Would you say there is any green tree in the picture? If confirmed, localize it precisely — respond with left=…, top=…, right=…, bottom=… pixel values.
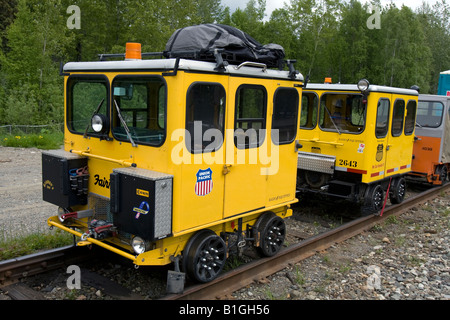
left=289, top=0, right=341, bottom=82
left=1, top=0, right=72, bottom=125
left=337, top=0, right=370, bottom=83
left=417, top=0, right=450, bottom=93
left=374, top=4, right=431, bottom=90
left=0, top=0, right=18, bottom=53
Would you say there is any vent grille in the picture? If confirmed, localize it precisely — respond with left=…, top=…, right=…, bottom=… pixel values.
left=88, top=193, right=112, bottom=222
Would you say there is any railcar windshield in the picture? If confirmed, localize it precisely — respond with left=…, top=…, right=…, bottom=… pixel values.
left=416, top=101, right=444, bottom=128
left=112, top=76, right=166, bottom=146
left=67, top=76, right=109, bottom=135
left=318, top=93, right=365, bottom=134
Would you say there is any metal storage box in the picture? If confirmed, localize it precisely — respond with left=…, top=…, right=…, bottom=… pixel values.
left=110, top=167, right=173, bottom=241
left=42, top=150, right=88, bottom=208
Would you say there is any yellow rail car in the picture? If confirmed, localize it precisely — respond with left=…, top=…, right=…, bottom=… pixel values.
left=297, top=79, right=418, bottom=213
left=42, top=41, right=303, bottom=287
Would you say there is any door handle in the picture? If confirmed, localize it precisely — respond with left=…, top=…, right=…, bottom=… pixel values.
left=295, top=140, right=303, bottom=151
left=223, top=164, right=232, bottom=175
left=386, top=144, right=393, bottom=151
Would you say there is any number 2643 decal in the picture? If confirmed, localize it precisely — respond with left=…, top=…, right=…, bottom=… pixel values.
left=339, top=159, right=358, bottom=167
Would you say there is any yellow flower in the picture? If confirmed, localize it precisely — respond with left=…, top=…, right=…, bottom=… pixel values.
left=39, top=136, right=43, bottom=139
left=15, top=136, right=21, bottom=139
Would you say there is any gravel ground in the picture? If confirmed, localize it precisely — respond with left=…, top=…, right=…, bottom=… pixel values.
left=233, top=196, right=450, bottom=300
left=0, top=147, right=57, bottom=240
left=0, top=146, right=449, bottom=301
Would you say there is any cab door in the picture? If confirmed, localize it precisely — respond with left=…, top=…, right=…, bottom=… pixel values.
left=367, top=93, right=391, bottom=181
left=177, top=74, right=228, bottom=231
left=384, top=97, right=416, bottom=178
left=223, top=79, right=301, bottom=218
left=222, top=78, right=270, bottom=218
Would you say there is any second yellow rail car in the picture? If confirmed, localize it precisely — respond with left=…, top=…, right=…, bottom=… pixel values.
left=297, top=79, right=419, bottom=213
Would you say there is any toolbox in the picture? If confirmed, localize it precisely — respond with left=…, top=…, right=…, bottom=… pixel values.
left=42, top=150, right=88, bottom=208
left=110, top=167, right=173, bottom=241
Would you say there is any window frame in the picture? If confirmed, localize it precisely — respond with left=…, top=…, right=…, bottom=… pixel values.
left=185, top=81, right=226, bottom=154
left=234, top=84, right=268, bottom=149
left=391, top=98, right=405, bottom=137
left=416, top=100, right=445, bottom=128
left=375, top=98, right=390, bottom=139
left=300, top=91, right=319, bottom=130
left=404, top=99, right=417, bottom=135
left=271, top=87, right=300, bottom=145
left=317, top=92, right=366, bottom=135
left=111, top=74, right=168, bottom=147
left=66, top=74, right=110, bottom=137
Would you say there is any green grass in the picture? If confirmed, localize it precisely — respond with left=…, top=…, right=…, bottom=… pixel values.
left=0, top=131, right=63, bottom=150
left=0, top=230, right=73, bottom=261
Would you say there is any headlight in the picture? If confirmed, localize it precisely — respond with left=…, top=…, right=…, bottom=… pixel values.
left=357, top=79, right=370, bottom=92
left=131, top=236, right=148, bottom=254
left=91, top=114, right=105, bottom=133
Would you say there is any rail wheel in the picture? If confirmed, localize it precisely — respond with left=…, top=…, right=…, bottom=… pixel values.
left=437, top=165, right=448, bottom=184
left=257, top=213, right=286, bottom=257
left=184, top=230, right=227, bottom=283
left=389, top=177, right=406, bottom=204
left=363, top=184, right=384, bottom=214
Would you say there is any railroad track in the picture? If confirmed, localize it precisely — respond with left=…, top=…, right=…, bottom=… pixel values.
left=162, top=182, right=450, bottom=300
left=0, top=183, right=448, bottom=300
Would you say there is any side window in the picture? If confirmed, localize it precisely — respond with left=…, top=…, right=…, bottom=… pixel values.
left=392, top=99, right=405, bottom=137
left=376, top=98, right=390, bottom=138
left=404, top=100, right=417, bottom=135
left=186, top=82, right=226, bottom=153
left=272, top=88, right=299, bottom=144
left=417, top=101, right=444, bottom=128
left=300, top=92, right=318, bottom=129
left=234, top=85, right=267, bottom=149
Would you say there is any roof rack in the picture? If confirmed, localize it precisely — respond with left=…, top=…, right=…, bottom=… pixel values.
left=98, top=52, right=164, bottom=61
left=97, top=48, right=299, bottom=78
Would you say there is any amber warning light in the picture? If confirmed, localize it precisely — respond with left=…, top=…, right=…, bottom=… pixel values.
left=125, top=42, right=142, bottom=60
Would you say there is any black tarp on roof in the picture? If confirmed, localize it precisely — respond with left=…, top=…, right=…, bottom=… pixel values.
left=164, top=24, right=285, bottom=68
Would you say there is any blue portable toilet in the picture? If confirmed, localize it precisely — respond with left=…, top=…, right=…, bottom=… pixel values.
left=437, top=70, right=450, bottom=96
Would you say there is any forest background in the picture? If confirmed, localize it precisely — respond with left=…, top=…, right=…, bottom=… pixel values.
left=0, top=0, right=449, bottom=126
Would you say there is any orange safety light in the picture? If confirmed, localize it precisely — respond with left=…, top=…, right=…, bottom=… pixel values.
left=324, top=77, right=332, bottom=84
left=125, top=42, right=142, bottom=60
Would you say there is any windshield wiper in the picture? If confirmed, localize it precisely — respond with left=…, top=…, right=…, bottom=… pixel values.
left=114, top=99, right=137, bottom=147
left=323, top=105, right=341, bottom=134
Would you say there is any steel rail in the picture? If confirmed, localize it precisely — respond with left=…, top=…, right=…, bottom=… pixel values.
left=0, top=245, right=91, bottom=287
left=162, top=183, right=450, bottom=300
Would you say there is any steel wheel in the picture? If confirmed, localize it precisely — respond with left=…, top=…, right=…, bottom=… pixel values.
left=258, top=214, right=286, bottom=257
left=185, top=230, right=227, bottom=283
left=439, top=166, right=448, bottom=184
left=363, top=184, right=384, bottom=214
left=390, top=177, right=406, bottom=204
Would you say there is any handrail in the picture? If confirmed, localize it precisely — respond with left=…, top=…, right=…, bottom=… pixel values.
left=297, top=138, right=344, bottom=146
left=234, top=61, right=267, bottom=72
left=70, top=149, right=137, bottom=167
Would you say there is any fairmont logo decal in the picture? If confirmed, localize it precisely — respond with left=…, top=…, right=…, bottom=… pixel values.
left=94, top=174, right=110, bottom=189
